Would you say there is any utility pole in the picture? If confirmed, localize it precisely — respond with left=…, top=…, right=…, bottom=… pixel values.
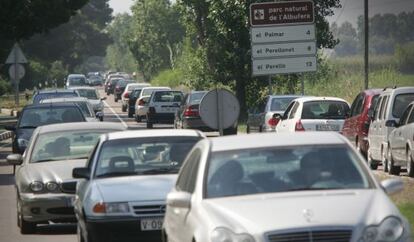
left=364, top=0, right=369, bottom=89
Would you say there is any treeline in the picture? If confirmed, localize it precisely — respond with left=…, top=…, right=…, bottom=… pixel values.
left=332, top=11, right=414, bottom=56
left=107, top=0, right=342, bottom=114
left=0, top=0, right=112, bottom=93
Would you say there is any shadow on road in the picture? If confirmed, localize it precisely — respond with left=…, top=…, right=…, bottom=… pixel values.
left=36, top=224, right=77, bottom=235
left=0, top=173, right=15, bottom=186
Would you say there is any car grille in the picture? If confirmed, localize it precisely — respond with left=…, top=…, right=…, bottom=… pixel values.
left=267, top=229, right=352, bottom=242
left=47, top=207, right=75, bottom=215
left=131, top=204, right=166, bottom=217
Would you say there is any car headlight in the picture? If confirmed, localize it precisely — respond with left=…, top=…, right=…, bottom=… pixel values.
left=360, top=216, right=404, bottom=242
left=17, top=138, right=28, bottom=148
left=30, top=181, right=44, bottom=192
left=211, top=227, right=255, bottom=242
left=93, top=202, right=130, bottom=214
left=45, top=182, right=60, bottom=192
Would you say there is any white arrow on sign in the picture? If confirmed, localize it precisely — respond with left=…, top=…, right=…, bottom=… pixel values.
left=6, top=43, right=28, bottom=64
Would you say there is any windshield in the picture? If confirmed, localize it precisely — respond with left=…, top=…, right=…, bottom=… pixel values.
left=94, top=137, right=200, bottom=178
left=31, top=131, right=108, bottom=163
left=33, top=93, right=78, bottom=104
left=302, top=101, right=349, bottom=119
left=76, top=89, right=99, bottom=100
left=19, top=107, right=85, bottom=128
left=206, top=145, right=370, bottom=199
left=392, top=93, right=414, bottom=118
left=69, top=77, right=86, bottom=86
left=270, top=97, right=296, bottom=111
left=190, top=92, right=207, bottom=104
left=153, top=91, right=183, bottom=102
left=142, top=89, right=168, bottom=97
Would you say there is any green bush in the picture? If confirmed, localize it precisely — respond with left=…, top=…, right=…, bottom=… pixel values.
left=151, top=68, right=184, bottom=88
left=395, top=42, right=414, bottom=73
left=0, top=78, right=12, bottom=96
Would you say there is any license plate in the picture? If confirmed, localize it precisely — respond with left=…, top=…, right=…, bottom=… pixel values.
left=140, top=218, right=163, bottom=231
left=316, top=124, right=339, bottom=131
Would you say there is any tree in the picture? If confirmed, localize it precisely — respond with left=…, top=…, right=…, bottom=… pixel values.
left=177, top=0, right=341, bottom=115
left=128, top=0, right=185, bottom=81
left=334, top=21, right=358, bottom=56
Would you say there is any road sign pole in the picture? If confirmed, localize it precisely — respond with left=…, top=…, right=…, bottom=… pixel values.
left=301, top=78, right=305, bottom=95
left=216, top=88, right=224, bottom=136
left=14, top=47, right=19, bottom=107
left=268, top=75, right=272, bottom=95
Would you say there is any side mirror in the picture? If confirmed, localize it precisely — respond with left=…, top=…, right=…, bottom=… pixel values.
left=385, top=120, right=398, bottom=128
left=101, top=97, right=107, bottom=101
left=7, top=154, right=23, bottom=165
left=381, top=179, right=403, bottom=195
left=5, top=125, right=16, bottom=131
left=60, top=180, right=77, bottom=194
left=167, top=191, right=191, bottom=209
left=73, top=167, right=90, bottom=179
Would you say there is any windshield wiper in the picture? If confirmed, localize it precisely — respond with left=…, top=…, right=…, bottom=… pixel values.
left=19, top=126, right=37, bottom=129
left=141, top=167, right=179, bottom=174
left=34, top=159, right=58, bottom=163
left=96, top=171, right=137, bottom=178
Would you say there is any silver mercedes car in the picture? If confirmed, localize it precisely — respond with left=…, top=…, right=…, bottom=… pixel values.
left=7, top=122, right=126, bottom=234
left=72, top=129, right=205, bottom=242
left=163, top=132, right=411, bottom=242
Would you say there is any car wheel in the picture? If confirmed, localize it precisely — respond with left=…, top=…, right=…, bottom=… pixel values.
left=407, top=152, right=414, bottom=178
left=223, top=127, right=238, bottom=136
left=135, top=115, right=141, bottom=123
left=122, top=105, right=127, bottom=112
left=356, top=138, right=367, bottom=159
left=146, top=122, right=153, bottom=129
left=114, top=97, right=118, bottom=102
left=367, top=149, right=378, bottom=170
left=19, top=213, right=36, bottom=234
left=246, top=125, right=250, bottom=134
left=128, top=110, right=133, bottom=118
left=380, top=148, right=389, bottom=172
left=388, top=148, right=401, bottom=176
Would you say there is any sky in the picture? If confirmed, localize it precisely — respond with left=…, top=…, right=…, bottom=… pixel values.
left=109, top=0, right=414, bottom=26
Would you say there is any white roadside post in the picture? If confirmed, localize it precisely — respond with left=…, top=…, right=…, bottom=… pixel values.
left=6, top=43, right=28, bottom=106
left=250, top=1, right=317, bottom=95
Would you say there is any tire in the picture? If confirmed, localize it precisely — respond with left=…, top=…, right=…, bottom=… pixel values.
left=146, top=122, right=153, bottom=129
left=367, top=148, right=378, bottom=170
left=128, top=110, right=133, bottom=118
left=407, top=152, right=414, bottom=178
left=114, top=97, right=118, bottom=103
left=388, top=147, right=401, bottom=176
left=356, top=138, right=367, bottom=160
left=246, top=125, right=250, bottom=134
left=19, top=214, right=36, bottom=234
left=135, top=115, right=141, bottom=123
left=381, top=147, right=389, bottom=172
left=223, top=127, right=238, bottom=136
left=122, top=105, right=127, bottom=112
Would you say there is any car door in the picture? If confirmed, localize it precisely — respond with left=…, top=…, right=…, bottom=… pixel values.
left=369, top=96, right=384, bottom=160
left=379, top=95, right=390, bottom=159
left=277, top=101, right=298, bottom=132
left=343, top=93, right=364, bottom=143
left=166, top=149, right=201, bottom=242
left=394, top=104, right=413, bottom=161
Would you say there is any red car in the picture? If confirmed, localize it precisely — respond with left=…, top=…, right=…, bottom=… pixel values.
left=342, top=89, right=382, bottom=158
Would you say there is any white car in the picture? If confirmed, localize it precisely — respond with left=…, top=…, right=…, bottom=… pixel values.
left=368, top=87, right=414, bottom=173
left=163, top=132, right=411, bottom=242
left=72, top=129, right=205, bottom=242
left=146, top=90, right=184, bottom=129
left=69, top=86, right=106, bottom=120
left=40, top=97, right=101, bottom=122
left=66, top=74, right=87, bottom=89
left=276, top=97, right=350, bottom=132
left=135, top=87, right=171, bottom=122
left=121, top=83, right=151, bottom=112
left=388, top=101, right=414, bottom=177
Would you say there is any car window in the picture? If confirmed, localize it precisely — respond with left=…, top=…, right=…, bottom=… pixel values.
left=374, top=96, right=383, bottom=120
left=282, top=102, right=295, bottom=120
left=18, top=107, right=85, bottom=128
left=288, top=102, right=299, bottom=119
left=76, top=102, right=94, bottom=117
left=94, top=137, right=201, bottom=178
left=205, top=145, right=370, bottom=199
left=69, top=77, right=86, bottom=86
left=270, top=97, right=296, bottom=112
left=408, top=106, right=414, bottom=124
left=379, top=96, right=389, bottom=120
left=153, top=91, right=183, bottom=103
left=301, top=101, right=349, bottom=120
left=190, top=92, right=207, bottom=104
left=176, top=148, right=201, bottom=193
left=392, top=93, right=414, bottom=118
left=350, top=94, right=364, bottom=117
left=399, top=105, right=412, bottom=125
left=31, top=131, right=107, bottom=163
left=132, top=89, right=142, bottom=98
left=76, top=89, right=98, bottom=100
left=142, top=88, right=168, bottom=97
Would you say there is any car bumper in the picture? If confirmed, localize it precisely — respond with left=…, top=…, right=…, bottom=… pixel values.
left=182, top=118, right=215, bottom=131
left=147, top=113, right=175, bottom=124
left=19, top=193, right=76, bottom=223
left=85, top=217, right=162, bottom=242
left=136, top=107, right=148, bottom=116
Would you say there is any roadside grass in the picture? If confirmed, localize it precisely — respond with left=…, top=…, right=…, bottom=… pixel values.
left=238, top=122, right=247, bottom=134
left=398, top=203, right=414, bottom=233
left=0, top=94, right=30, bottom=110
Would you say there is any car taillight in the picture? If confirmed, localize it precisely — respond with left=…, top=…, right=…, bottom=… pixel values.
left=295, top=120, right=305, bottom=131
left=138, top=99, right=145, bottom=106
left=184, top=106, right=199, bottom=117
left=268, top=117, right=279, bottom=127
left=124, top=93, right=129, bottom=98
left=149, top=107, right=156, bottom=114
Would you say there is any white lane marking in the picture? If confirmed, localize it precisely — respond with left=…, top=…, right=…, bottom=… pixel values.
left=103, top=101, right=128, bottom=129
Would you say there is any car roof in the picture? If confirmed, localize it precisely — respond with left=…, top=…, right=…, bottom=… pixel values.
left=382, top=86, right=414, bottom=95
left=41, top=97, right=89, bottom=103
left=142, top=86, right=170, bottom=90
left=268, top=95, right=302, bottom=98
left=68, top=74, right=86, bottom=77
left=69, top=86, right=96, bottom=90
left=35, top=89, right=77, bottom=94
left=36, top=122, right=126, bottom=134
left=106, top=129, right=204, bottom=141
left=210, top=132, right=347, bottom=152
left=361, top=89, right=383, bottom=95
left=23, top=103, right=80, bottom=109
left=294, top=96, right=349, bottom=103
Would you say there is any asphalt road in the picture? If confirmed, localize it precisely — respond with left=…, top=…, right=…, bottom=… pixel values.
left=0, top=87, right=411, bottom=242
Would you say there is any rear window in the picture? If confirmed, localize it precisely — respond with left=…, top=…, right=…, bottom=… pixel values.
left=18, top=107, right=85, bottom=128
left=270, top=97, right=296, bottom=111
left=190, top=92, right=207, bottom=104
left=153, top=91, right=183, bottom=102
left=69, top=77, right=86, bottom=86
left=392, top=93, right=414, bottom=118
left=76, top=89, right=98, bottom=100
left=33, top=93, right=78, bottom=104
left=131, top=89, right=142, bottom=98
left=302, top=101, right=349, bottom=120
